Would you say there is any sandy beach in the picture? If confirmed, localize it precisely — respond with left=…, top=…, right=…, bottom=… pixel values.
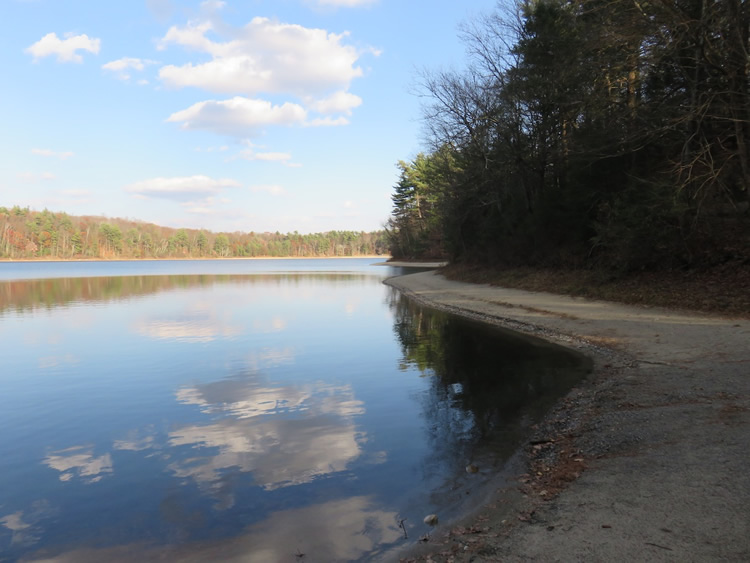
left=386, top=269, right=750, bottom=562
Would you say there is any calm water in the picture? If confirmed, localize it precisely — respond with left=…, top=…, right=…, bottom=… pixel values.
left=0, top=259, right=590, bottom=562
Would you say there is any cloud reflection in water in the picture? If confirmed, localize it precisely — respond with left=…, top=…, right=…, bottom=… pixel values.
left=14, top=496, right=400, bottom=563
left=43, top=446, right=114, bottom=484
left=168, top=415, right=363, bottom=491
left=134, top=318, right=243, bottom=343
left=169, top=373, right=374, bottom=493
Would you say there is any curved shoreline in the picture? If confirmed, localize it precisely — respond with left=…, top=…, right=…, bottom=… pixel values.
left=385, top=270, right=750, bottom=562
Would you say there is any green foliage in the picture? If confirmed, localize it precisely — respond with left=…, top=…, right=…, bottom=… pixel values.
left=388, top=0, right=750, bottom=271
left=0, top=208, right=387, bottom=260
left=213, top=233, right=230, bottom=257
left=387, top=152, right=452, bottom=259
left=196, top=231, right=208, bottom=256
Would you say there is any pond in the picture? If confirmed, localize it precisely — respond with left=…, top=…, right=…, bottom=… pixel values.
left=0, top=259, right=590, bottom=561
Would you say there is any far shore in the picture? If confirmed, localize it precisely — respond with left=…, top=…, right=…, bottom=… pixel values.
left=386, top=269, right=750, bottom=562
left=0, top=255, right=389, bottom=264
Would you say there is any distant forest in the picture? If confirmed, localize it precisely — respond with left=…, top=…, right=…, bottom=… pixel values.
left=0, top=206, right=388, bottom=260
left=386, top=0, right=749, bottom=272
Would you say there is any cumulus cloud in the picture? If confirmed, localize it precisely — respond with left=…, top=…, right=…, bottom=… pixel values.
left=234, top=146, right=300, bottom=167
left=158, top=17, right=362, bottom=97
left=124, top=175, right=241, bottom=201
left=31, top=148, right=74, bottom=160
left=102, top=57, right=157, bottom=81
left=251, top=152, right=290, bottom=162
left=306, top=90, right=362, bottom=115
left=25, top=32, right=100, bottom=63
left=167, top=97, right=307, bottom=136
left=155, top=14, right=375, bottom=135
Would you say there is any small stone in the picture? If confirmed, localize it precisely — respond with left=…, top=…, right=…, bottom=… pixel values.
left=465, top=463, right=479, bottom=474
left=423, top=514, right=439, bottom=526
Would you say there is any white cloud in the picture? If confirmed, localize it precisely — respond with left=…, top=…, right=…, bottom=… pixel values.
left=124, top=175, right=241, bottom=201
left=252, top=152, right=292, bottom=162
left=167, top=96, right=307, bottom=136
left=25, top=32, right=100, bottom=63
left=158, top=17, right=363, bottom=98
left=102, top=57, right=148, bottom=72
left=307, top=90, right=362, bottom=115
left=31, top=148, right=74, bottom=160
left=156, top=13, right=376, bottom=139
left=102, top=57, right=157, bottom=81
left=236, top=148, right=300, bottom=168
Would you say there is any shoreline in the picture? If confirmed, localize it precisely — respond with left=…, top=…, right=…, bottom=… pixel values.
left=385, top=270, right=750, bottom=561
left=0, top=255, right=388, bottom=264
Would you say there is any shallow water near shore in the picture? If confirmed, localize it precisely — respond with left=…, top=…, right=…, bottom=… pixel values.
left=0, top=259, right=590, bottom=561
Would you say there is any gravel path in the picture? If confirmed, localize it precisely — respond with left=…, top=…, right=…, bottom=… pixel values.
left=386, top=270, right=750, bottom=562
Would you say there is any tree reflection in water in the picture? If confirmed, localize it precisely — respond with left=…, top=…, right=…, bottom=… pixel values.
left=0, top=272, right=380, bottom=314
left=388, top=288, right=591, bottom=497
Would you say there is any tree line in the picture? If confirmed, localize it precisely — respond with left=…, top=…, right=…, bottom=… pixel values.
left=0, top=206, right=388, bottom=260
left=387, top=0, right=749, bottom=272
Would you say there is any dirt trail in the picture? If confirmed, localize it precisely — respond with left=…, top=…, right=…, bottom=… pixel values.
left=386, top=270, right=750, bottom=562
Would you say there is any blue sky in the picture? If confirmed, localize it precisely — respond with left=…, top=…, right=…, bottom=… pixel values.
left=2, top=0, right=493, bottom=234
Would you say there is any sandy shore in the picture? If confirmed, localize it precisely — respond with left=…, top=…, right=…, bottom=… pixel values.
left=386, top=270, right=750, bottom=562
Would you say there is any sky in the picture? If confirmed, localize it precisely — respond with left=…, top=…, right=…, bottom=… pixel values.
left=2, top=0, right=494, bottom=234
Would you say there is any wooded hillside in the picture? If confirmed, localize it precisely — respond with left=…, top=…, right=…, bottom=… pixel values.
left=387, top=0, right=749, bottom=273
left=0, top=206, right=388, bottom=260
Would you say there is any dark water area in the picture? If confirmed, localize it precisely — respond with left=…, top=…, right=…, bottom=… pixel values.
left=0, top=259, right=590, bottom=561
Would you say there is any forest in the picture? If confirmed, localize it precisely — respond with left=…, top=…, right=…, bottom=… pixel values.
left=386, top=0, right=750, bottom=273
left=0, top=206, right=388, bottom=260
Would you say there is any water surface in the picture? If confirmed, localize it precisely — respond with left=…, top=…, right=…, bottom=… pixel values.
left=0, top=259, right=590, bottom=561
